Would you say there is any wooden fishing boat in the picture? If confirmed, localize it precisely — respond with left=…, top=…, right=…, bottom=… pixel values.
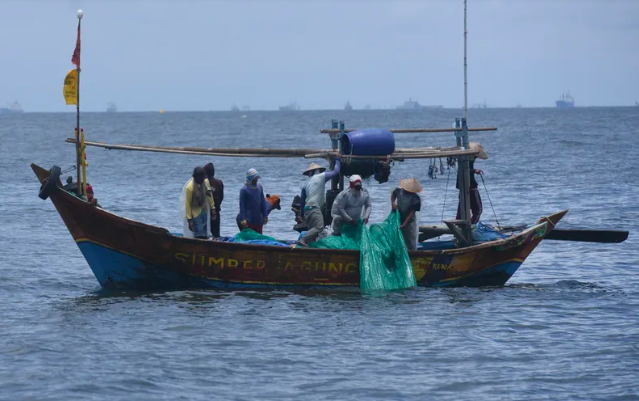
left=32, top=163, right=567, bottom=290
left=38, top=5, right=625, bottom=292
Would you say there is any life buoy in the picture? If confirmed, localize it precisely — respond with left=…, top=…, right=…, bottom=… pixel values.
left=38, top=165, right=61, bottom=200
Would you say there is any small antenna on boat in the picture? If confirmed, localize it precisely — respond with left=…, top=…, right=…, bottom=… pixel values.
left=463, top=0, right=468, bottom=121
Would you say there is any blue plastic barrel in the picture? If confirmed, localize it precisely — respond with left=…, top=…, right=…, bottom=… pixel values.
left=341, top=129, right=395, bottom=156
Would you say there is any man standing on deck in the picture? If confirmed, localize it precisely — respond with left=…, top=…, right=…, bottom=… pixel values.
left=237, top=168, right=269, bottom=234
left=204, top=162, right=224, bottom=237
left=391, top=178, right=423, bottom=251
left=330, top=175, right=372, bottom=236
left=185, top=167, right=216, bottom=239
left=299, top=157, right=341, bottom=246
left=456, top=142, right=488, bottom=224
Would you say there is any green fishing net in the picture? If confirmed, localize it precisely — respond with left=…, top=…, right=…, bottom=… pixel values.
left=234, top=229, right=278, bottom=242
left=310, top=211, right=416, bottom=290
left=308, top=223, right=361, bottom=250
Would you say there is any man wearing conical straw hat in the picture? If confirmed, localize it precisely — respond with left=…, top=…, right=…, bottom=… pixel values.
left=298, top=157, right=341, bottom=246
left=456, top=142, right=488, bottom=224
left=391, top=177, right=423, bottom=251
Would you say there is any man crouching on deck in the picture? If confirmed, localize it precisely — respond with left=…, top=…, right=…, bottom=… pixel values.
left=185, top=166, right=216, bottom=239
left=298, top=157, right=341, bottom=246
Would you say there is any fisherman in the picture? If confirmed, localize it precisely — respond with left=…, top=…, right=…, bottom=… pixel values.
left=235, top=193, right=280, bottom=232
left=266, top=194, right=281, bottom=214
left=456, top=142, right=488, bottom=224
left=185, top=166, right=216, bottom=239
left=237, top=168, right=269, bottom=234
left=391, top=178, right=423, bottom=251
left=204, top=162, right=224, bottom=237
left=85, top=183, right=101, bottom=208
left=299, top=157, right=341, bottom=246
left=330, top=175, right=372, bottom=236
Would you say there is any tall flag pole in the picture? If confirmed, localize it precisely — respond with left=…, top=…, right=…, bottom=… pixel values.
left=72, top=10, right=83, bottom=195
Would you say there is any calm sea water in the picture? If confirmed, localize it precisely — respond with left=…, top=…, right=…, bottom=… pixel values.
left=1, top=108, right=638, bottom=400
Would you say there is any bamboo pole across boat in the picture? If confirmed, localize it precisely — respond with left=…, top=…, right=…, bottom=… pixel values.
left=319, top=127, right=497, bottom=134
left=67, top=139, right=479, bottom=160
left=66, top=139, right=327, bottom=157
left=67, top=139, right=458, bottom=156
left=304, top=149, right=479, bottom=159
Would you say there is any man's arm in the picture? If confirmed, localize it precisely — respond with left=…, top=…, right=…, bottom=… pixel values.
left=205, top=179, right=215, bottom=211
left=185, top=185, right=193, bottom=220
left=336, top=194, right=352, bottom=222
left=260, top=187, right=269, bottom=219
left=238, top=187, right=247, bottom=225
left=300, top=187, right=307, bottom=218
left=400, top=210, right=415, bottom=228
left=323, top=157, right=341, bottom=182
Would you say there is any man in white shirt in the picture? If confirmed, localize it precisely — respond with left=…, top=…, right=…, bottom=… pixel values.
left=299, top=157, right=341, bottom=246
left=330, top=175, right=372, bottom=236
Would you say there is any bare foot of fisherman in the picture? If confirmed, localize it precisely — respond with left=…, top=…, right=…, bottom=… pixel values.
left=297, top=241, right=308, bottom=247
left=188, top=220, right=194, bottom=231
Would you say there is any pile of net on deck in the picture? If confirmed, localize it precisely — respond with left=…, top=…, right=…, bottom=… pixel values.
left=228, top=230, right=291, bottom=247
left=310, top=210, right=416, bottom=291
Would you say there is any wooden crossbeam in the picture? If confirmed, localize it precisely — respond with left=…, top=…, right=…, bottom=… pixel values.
left=320, top=127, right=497, bottom=134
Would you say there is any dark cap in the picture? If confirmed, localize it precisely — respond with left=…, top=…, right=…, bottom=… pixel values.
left=193, top=166, right=206, bottom=179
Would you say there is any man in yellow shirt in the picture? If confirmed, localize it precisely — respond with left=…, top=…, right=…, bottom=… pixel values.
left=186, top=166, right=216, bottom=239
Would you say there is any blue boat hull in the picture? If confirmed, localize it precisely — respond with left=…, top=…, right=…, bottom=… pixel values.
left=77, top=239, right=523, bottom=290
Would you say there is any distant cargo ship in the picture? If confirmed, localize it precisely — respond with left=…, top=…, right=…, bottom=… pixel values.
left=279, top=102, right=300, bottom=111
left=396, top=97, right=442, bottom=110
left=106, top=102, right=117, bottom=113
left=556, top=92, right=575, bottom=108
left=472, top=100, right=488, bottom=109
left=0, top=100, right=24, bottom=114
left=344, top=100, right=353, bottom=111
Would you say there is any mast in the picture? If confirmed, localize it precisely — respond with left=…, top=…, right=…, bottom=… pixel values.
left=74, top=10, right=83, bottom=196
left=463, top=0, right=468, bottom=120
left=454, top=0, right=473, bottom=246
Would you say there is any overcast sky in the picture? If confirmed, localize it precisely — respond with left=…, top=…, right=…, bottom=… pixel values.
left=0, top=0, right=637, bottom=111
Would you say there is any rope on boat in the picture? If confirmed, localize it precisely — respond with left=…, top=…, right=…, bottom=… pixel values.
left=479, top=173, right=501, bottom=229
left=441, top=166, right=454, bottom=224
left=60, top=165, right=77, bottom=176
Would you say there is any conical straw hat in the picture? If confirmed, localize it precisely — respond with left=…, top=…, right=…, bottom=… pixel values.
left=400, top=178, right=423, bottom=193
left=303, top=163, right=326, bottom=176
left=469, top=142, right=488, bottom=160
